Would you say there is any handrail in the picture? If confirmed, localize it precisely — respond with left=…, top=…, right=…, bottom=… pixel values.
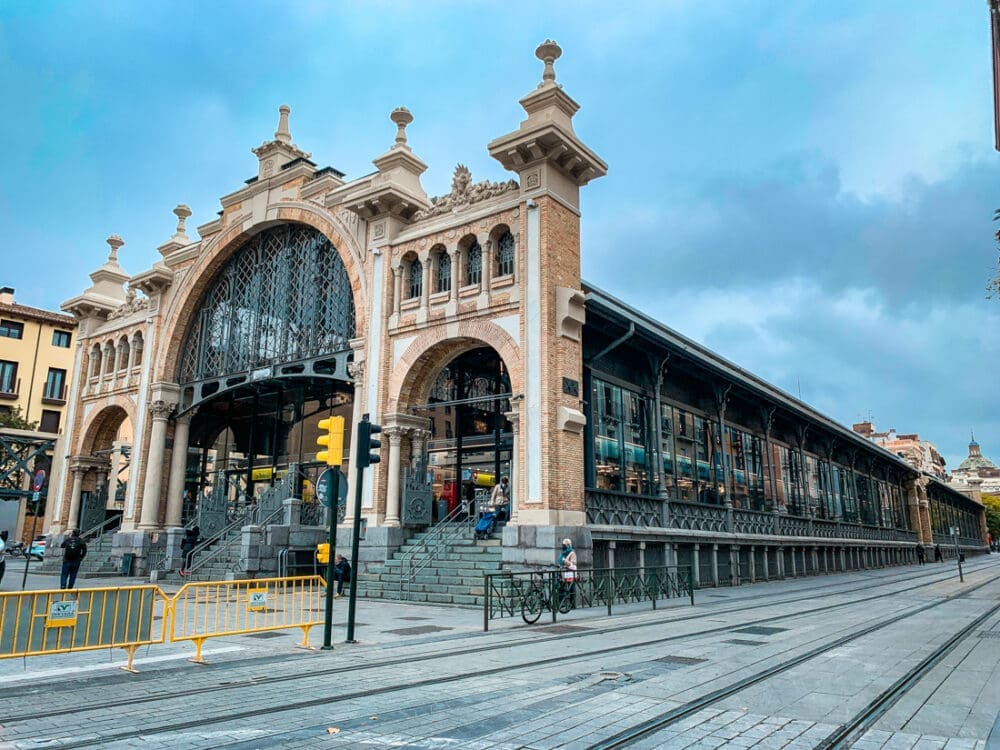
left=79, top=513, right=122, bottom=541
left=399, top=502, right=479, bottom=600
left=186, top=505, right=284, bottom=577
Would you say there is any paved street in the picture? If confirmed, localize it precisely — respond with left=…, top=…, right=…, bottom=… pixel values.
left=2, top=557, right=999, bottom=749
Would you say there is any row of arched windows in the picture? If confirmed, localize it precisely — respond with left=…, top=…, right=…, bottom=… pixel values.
left=87, top=331, right=144, bottom=383
left=400, top=226, right=516, bottom=304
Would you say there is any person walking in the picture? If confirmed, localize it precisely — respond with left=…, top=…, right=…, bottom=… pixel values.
left=559, top=538, right=578, bottom=608
left=934, top=544, right=943, bottom=562
left=915, top=543, right=925, bottom=565
left=60, top=529, right=87, bottom=589
left=490, top=476, right=511, bottom=524
left=0, top=530, right=7, bottom=587
left=332, top=554, right=351, bottom=597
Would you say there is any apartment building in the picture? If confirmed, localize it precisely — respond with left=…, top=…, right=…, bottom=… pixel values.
left=0, top=287, right=77, bottom=434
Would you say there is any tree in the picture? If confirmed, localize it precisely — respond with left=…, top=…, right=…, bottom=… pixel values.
left=983, top=494, right=1000, bottom=541
left=0, top=406, right=37, bottom=431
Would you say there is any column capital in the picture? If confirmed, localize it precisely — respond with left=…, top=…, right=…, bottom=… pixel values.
left=504, top=409, right=521, bottom=428
left=174, top=408, right=196, bottom=426
left=149, top=400, right=176, bottom=420
left=348, top=360, right=366, bottom=389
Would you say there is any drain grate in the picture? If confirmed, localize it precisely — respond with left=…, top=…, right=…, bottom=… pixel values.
left=735, top=626, right=788, bottom=636
left=383, top=625, right=454, bottom=635
left=245, top=631, right=286, bottom=639
left=724, top=639, right=767, bottom=646
left=654, top=655, right=707, bottom=666
left=396, top=616, right=431, bottom=621
left=541, top=624, right=591, bottom=634
left=979, top=631, right=1000, bottom=639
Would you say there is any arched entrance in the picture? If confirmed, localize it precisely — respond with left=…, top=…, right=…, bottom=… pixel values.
left=411, top=347, right=513, bottom=522
left=74, top=404, right=133, bottom=533
left=175, top=223, right=357, bottom=535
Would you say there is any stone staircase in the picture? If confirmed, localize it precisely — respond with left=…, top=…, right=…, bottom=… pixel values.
left=182, top=532, right=246, bottom=582
left=358, top=526, right=503, bottom=607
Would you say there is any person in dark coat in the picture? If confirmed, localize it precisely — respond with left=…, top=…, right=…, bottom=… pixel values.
left=915, top=544, right=925, bottom=565
left=332, top=554, right=351, bottom=597
left=934, top=544, right=943, bottom=562
left=179, top=526, right=200, bottom=577
left=60, top=529, right=88, bottom=589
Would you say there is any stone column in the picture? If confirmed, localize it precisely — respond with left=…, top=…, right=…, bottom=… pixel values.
left=67, top=466, right=85, bottom=531
left=710, top=543, right=719, bottom=587
left=790, top=547, right=797, bottom=577
left=482, top=236, right=494, bottom=289
left=383, top=427, right=405, bottom=527
left=138, top=400, right=174, bottom=530
left=420, top=254, right=431, bottom=309
left=762, top=546, right=769, bottom=581
left=749, top=546, right=756, bottom=584
left=393, top=265, right=403, bottom=316
left=505, top=408, right=521, bottom=522
left=451, top=242, right=463, bottom=301
left=165, top=411, right=194, bottom=528
left=692, top=543, right=701, bottom=587
left=345, top=357, right=366, bottom=524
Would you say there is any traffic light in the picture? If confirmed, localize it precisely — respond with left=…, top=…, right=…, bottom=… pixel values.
left=355, top=414, right=382, bottom=469
left=316, top=416, right=345, bottom=466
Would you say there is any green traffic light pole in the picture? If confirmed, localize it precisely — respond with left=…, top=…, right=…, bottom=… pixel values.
left=321, top=469, right=340, bottom=650
left=346, top=414, right=379, bottom=644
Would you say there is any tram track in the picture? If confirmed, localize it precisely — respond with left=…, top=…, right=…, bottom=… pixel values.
left=813, top=603, right=1000, bottom=748
left=0, top=559, right=985, bottom=724
left=3, top=564, right=996, bottom=748
left=585, top=574, right=1000, bottom=749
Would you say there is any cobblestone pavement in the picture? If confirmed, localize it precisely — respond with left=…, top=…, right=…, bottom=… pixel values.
left=1, top=557, right=998, bottom=749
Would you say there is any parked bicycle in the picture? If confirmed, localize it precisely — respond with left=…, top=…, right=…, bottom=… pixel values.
left=6, top=541, right=26, bottom=559
left=520, top=569, right=575, bottom=624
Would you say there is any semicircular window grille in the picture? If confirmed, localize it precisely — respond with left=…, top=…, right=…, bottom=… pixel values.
left=179, top=224, right=356, bottom=384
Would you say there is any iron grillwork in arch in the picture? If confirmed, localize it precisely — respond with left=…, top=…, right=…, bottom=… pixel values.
left=466, top=240, right=482, bottom=286
left=436, top=252, right=451, bottom=294
left=496, top=230, right=515, bottom=277
left=179, top=225, right=356, bottom=384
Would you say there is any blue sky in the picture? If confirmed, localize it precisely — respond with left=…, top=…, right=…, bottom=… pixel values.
left=1, top=1, right=997, bottom=470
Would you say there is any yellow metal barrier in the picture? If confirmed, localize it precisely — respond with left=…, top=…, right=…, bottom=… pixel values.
left=170, top=575, right=326, bottom=663
left=0, top=585, right=168, bottom=672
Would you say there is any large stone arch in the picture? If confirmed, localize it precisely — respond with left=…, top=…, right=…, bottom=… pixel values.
left=387, top=320, right=523, bottom=412
left=154, top=202, right=367, bottom=385
left=78, top=399, right=136, bottom=457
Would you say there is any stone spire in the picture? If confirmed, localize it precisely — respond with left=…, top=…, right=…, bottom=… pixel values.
left=346, top=106, right=430, bottom=225
left=488, top=40, right=608, bottom=206
left=61, top=234, right=131, bottom=318
left=275, top=104, right=292, bottom=144
left=391, top=107, right=413, bottom=149
left=252, top=104, right=312, bottom=179
left=536, top=39, right=561, bottom=88
left=172, top=204, right=192, bottom=242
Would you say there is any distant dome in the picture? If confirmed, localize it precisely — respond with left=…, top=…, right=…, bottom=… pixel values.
left=957, top=432, right=996, bottom=472
left=957, top=454, right=997, bottom=471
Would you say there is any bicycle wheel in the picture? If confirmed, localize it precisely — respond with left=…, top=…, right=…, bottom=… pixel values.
left=557, top=583, right=573, bottom=614
left=521, top=588, right=545, bottom=624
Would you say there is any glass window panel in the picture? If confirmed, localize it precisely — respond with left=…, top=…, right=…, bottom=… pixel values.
left=0, top=320, right=23, bottom=339
left=436, top=252, right=451, bottom=293
left=0, top=360, right=17, bottom=394
left=496, top=231, right=515, bottom=277
left=466, top=240, right=482, bottom=286
left=408, top=259, right=422, bottom=299
left=593, top=380, right=622, bottom=491
left=52, top=330, right=71, bottom=347
left=674, top=408, right=696, bottom=501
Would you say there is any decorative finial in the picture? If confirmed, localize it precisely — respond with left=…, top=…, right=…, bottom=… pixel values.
left=106, top=235, right=124, bottom=264
left=535, top=39, right=562, bottom=87
left=390, top=107, right=413, bottom=148
left=173, top=204, right=192, bottom=238
left=275, top=104, right=291, bottom=144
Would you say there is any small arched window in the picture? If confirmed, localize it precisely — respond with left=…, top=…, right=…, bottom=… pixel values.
left=407, top=258, right=423, bottom=300
left=90, top=345, right=102, bottom=378
left=131, top=332, right=144, bottom=368
left=496, top=230, right=515, bottom=277
left=436, top=251, right=451, bottom=294
left=466, top=240, right=482, bottom=286
left=103, top=342, right=115, bottom=375
left=117, top=337, right=130, bottom=371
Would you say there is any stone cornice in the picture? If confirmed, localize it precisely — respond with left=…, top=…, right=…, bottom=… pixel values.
left=488, top=119, right=607, bottom=186
left=219, top=161, right=318, bottom=208
left=394, top=192, right=523, bottom=244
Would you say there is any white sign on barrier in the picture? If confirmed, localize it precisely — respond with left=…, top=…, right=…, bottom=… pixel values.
left=247, top=590, right=268, bottom=610
left=46, top=600, right=78, bottom=628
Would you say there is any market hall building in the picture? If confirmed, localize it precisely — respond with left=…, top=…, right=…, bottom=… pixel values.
left=44, top=41, right=987, bottom=589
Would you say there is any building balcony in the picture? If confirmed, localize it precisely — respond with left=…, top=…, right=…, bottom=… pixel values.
left=0, top=378, right=20, bottom=400
left=41, top=384, right=67, bottom=405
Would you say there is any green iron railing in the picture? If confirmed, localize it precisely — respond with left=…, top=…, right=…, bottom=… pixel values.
left=482, top=565, right=694, bottom=631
